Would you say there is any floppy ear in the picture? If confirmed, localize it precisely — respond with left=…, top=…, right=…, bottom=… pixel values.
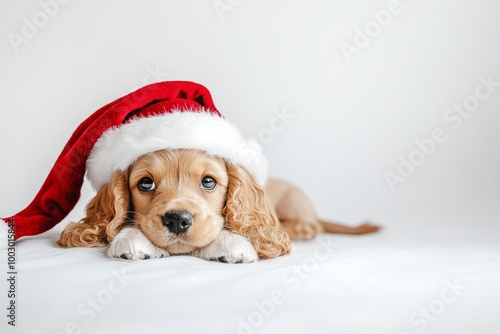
left=57, top=170, right=130, bottom=248
left=223, top=163, right=291, bottom=259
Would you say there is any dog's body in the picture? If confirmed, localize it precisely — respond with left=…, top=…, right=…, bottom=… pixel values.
left=265, top=179, right=379, bottom=239
left=58, top=149, right=378, bottom=263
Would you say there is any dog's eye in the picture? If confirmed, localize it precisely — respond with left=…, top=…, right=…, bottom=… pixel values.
left=138, top=177, right=156, bottom=192
left=200, top=176, right=216, bottom=190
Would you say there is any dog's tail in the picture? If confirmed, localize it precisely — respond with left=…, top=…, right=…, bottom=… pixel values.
left=319, top=220, right=381, bottom=235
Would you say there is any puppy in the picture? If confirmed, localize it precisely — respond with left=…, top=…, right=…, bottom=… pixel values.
left=58, top=149, right=378, bottom=263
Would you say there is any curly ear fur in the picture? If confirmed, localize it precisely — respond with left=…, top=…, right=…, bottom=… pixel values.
left=57, top=170, right=129, bottom=248
left=223, top=163, right=291, bottom=259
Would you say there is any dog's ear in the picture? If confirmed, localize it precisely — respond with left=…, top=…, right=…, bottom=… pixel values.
left=57, top=170, right=130, bottom=248
left=223, top=163, right=291, bottom=259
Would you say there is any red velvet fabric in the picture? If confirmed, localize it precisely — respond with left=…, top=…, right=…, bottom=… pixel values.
left=2, top=81, right=220, bottom=240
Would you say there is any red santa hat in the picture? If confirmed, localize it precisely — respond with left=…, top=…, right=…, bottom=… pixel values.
left=1, top=81, right=267, bottom=242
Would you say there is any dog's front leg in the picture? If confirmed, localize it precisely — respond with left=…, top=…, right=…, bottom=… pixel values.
left=107, top=228, right=170, bottom=260
left=194, top=230, right=259, bottom=264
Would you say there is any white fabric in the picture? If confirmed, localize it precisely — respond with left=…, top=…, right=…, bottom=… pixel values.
left=87, top=110, right=268, bottom=189
left=1, top=217, right=498, bottom=334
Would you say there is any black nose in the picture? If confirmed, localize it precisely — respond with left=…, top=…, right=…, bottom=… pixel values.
left=162, top=210, right=193, bottom=235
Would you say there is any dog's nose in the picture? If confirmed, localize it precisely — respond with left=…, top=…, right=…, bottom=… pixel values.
left=162, top=210, right=193, bottom=235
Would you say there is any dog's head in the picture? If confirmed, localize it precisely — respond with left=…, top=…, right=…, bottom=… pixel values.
left=60, top=149, right=290, bottom=259
left=129, top=149, right=228, bottom=254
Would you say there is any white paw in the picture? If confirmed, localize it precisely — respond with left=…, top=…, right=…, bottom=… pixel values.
left=107, top=228, right=169, bottom=260
left=195, top=230, right=259, bottom=264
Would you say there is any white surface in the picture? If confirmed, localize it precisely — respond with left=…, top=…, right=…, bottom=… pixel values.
left=1, top=0, right=499, bottom=333
left=0, top=221, right=9, bottom=250
left=0, top=218, right=499, bottom=334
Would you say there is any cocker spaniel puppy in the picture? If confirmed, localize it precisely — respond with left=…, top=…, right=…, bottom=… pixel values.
left=57, top=149, right=378, bottom=263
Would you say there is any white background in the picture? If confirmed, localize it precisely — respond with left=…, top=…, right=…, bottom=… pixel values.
left=1, top=2, right=499, bottom=249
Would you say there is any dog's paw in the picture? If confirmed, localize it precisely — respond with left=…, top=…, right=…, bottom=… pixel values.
left=107, top=228, right=169, bottom=260
left=195, top=231, right=259, bottom=264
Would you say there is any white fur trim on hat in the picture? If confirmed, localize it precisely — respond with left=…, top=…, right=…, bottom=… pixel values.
left=86, top=110, right=268, bottom=189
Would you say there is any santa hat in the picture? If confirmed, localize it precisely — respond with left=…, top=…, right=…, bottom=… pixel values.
left=1, top=81, right=267, bottom=242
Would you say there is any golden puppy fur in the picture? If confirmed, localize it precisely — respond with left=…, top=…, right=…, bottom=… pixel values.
left=58, top=149, right=378, bottom=260
left=265, top=179, right=380, bottom=240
